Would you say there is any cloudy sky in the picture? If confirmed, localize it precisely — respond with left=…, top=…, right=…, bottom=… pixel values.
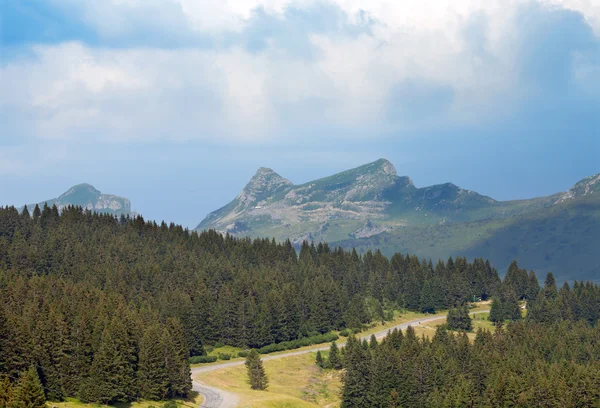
left=1, top=0, right=599, bottom=227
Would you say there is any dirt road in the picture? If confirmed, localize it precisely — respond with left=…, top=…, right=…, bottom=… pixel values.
left=192, top=310, right=489, bottom=407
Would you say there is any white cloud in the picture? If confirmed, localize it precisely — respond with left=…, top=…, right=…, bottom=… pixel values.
left=2, top=0, right=599, bottom=144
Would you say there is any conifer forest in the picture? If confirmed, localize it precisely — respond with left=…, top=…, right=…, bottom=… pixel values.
left=0, top=204, right=598, bottom=406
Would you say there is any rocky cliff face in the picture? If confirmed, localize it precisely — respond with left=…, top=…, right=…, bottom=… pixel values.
left=556, top=174, right=600, bottom=203
left=28, top=184, right=132, bottom=216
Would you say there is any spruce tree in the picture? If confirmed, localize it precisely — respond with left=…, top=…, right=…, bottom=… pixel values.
left=328, top=341, right=342, bottom=370
left=163, top=319, right=192, bottom=398
left=245, top=350, right=268, bottom=391
left=447, top=305, right=473, bottom=331
left=138, top=325, right=168, bottom=400
left=315, top=351, right=324, bottom=368
left=0, top=375, right=13, bottom=407
left=489, top=298, right=502, bottom=324
left=419, top=280, right=436, bottom=314
left=543, top=272, right=558, bottom=299
left=341, top=335, right=371, bottom=408
left=526, top=270, right=540, bottom=301
left=11, top=367, right=46, bottom=408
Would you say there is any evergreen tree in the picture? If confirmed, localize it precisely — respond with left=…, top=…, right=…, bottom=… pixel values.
left=79, top=325, right=130, bottom=404
left=341, top=335, right=371, bottom=408
left=0, top=375, right=13, bottom=407
left=315, top=351, right=324, bottom=368
left=446, top=305, right=473, bottom=331
left=138, top=325, right=169, bottom=400
left=11, top=367, right=46, bottom=408
left=245, top=350, right=268, bottom=390
left=526, top=270, right=540, bottom=301
left=163, top=319, right=192, bottom=398
left=328, top=341, right=342, bottom=370
left=419, top=280, right=436, bottom=314
left=489, top=297, right=502, bottom=324
left=543, top=272, right=558, bottom=299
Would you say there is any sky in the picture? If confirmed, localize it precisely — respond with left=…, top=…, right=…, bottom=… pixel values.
left=1, top=0, right=599, bottom=228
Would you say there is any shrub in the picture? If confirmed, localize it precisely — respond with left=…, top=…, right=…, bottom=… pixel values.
left=214, top=342, right=223, bottom=348
left=189, top=355, right=218, bottom=364
left=238, top=350, right=249, bottom=358
left=218, top=353, right=231, bottom=360
left=162, top=401, right=178, bottom=408
left=204, top=346, right=214, bottom=354
left=339, top=329, right=350, bottom=337
left=257, top=333, right=340, bottom=354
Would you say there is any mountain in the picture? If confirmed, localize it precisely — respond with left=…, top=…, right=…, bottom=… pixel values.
left=197, top=160, right=600, bottom=282
left=24, top=183, right=133, bottom=216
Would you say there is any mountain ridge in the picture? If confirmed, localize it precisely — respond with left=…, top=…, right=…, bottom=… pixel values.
left=196, top=159, right=600, bottom=282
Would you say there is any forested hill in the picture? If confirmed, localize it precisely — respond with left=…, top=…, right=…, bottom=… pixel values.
left=0, top=205, right=597, bottom=405
left=1, top=204, right=506, bottom=404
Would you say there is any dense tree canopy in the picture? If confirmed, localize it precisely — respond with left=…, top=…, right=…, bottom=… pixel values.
left=4, top=204, right=592, bottom=405
left=342, top=320, right=600, bottom=408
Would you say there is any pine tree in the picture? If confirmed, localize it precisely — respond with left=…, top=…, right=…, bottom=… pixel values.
left=11, top=367, right=46, bottom=408
left=369, top=334, right=378, bottom=349
left=138, top=325, right=168, bottom=400
left=328, top=341, right=342, bottom=370
left=21, top=206, right=30, bottom=220
left=526, top=270, right=540, bottom=301
left=163, top=319, right=192, bottom=398
left=245, top=350, right=268, bottom=391
left=489, top=297, right=502, bottom=324
left=447, top=305, right=473, bottom=331
left=78, top=325, right=131, bottom=404
left=341, top=335, right=371, bottom=408
left=543, top=272, right=558, bottom=299
left=419, top=280, right=436, bottom=314
left=0, top=375, right=13, bottom=407
left=315, top=351, right=324, bottom=368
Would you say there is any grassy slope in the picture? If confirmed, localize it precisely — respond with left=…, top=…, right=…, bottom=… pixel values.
left=196, top=353, right=342, bottom=408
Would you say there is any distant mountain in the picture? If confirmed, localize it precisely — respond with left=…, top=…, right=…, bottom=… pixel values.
left=197, top=160, right=600, bottom=282
left=24, top=183, right=133, bottom=216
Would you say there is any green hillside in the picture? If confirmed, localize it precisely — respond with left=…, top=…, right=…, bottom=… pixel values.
left=335, top=194, right=600, bottom=283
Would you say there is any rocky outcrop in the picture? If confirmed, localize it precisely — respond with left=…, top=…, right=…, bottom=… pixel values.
left=26, top=183, right=132, bottom=216
left=556, top=174, right=600, bottom=204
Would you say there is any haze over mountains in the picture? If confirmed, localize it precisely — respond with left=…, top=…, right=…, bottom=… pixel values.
left=197, top=159, right=600, bottom=283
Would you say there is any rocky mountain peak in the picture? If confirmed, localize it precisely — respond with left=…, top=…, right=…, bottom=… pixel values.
left=244, top=168, right=292, bottom=194
left=371, top=158, right=398, bottom=177
left=237, top=167, right=293, bottom=207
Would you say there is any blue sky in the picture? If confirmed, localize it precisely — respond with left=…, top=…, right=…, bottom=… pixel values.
left=1, top=0, right=599, bottom=228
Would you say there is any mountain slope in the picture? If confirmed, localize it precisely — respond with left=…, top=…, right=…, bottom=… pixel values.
left=196, top=159, right=558, bottom=243
left=197, top=160, right=599, bottom=282
left=337, top=193, right=600, bottom=283
left=25, top=183, right=133, bottom=216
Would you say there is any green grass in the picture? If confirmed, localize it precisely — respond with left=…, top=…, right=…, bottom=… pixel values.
left=195, top=353, right=342, bottom=408
left=51, top=393, right=203, bottom=408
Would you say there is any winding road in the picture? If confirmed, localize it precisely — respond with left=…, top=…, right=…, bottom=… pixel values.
left=192, top=310, right=490, bottom=408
